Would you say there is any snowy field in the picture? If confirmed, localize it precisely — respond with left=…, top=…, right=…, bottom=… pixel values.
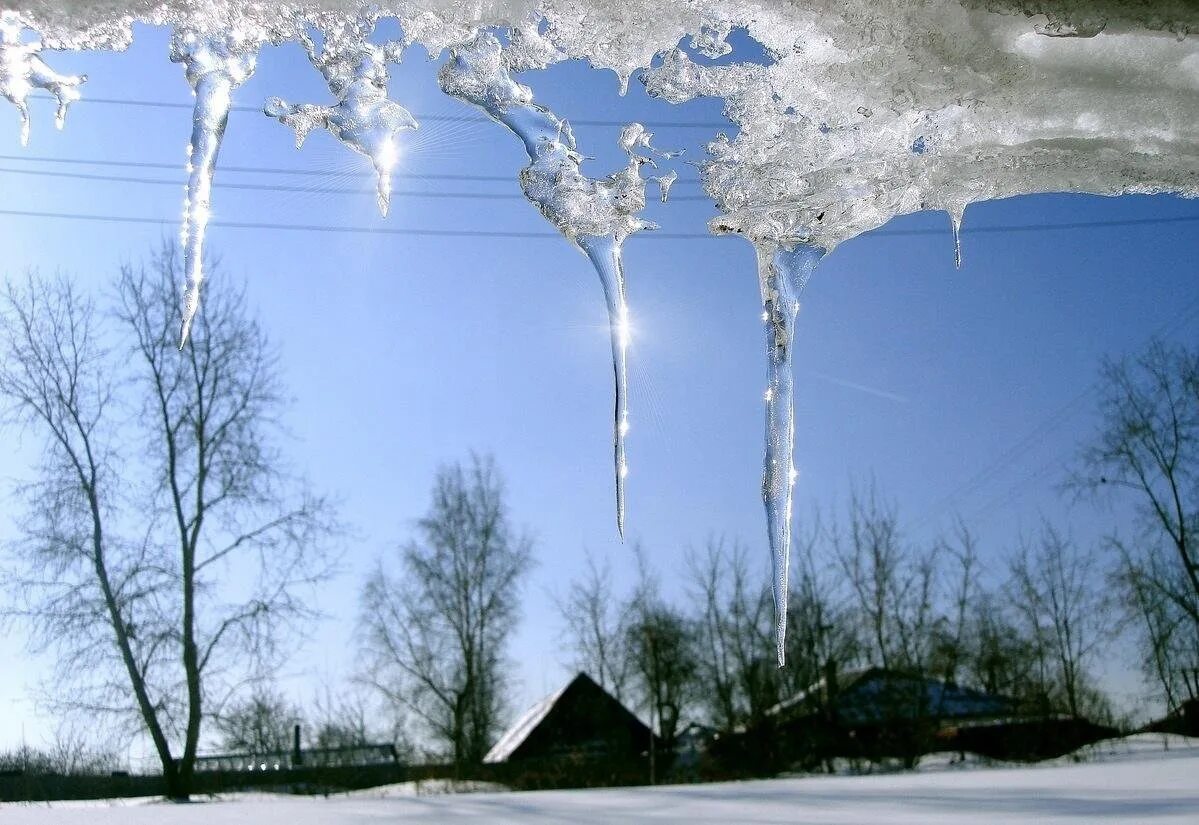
left=3, top=736, right=1198, bottom=824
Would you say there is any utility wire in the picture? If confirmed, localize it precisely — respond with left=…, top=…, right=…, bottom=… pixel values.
left=3, top=206, right=1199, bottom=241
left=7, top=158, right=1199, bottom=236
left=0, top=165, right=713, bottom=201
left=0, top=153, right=706, bottom=185
left=912, top=292, right=1199, bottom=532
left=42, top=95, right=732, bottom=130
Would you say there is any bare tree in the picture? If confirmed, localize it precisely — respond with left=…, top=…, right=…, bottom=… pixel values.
left=214, top=687, right=304, bottom=755
left=358, top=454, right=533, bottom=772
left=960, top=590, right=1040, bottom=704
left=1112, top=542, right=1199, bottom=710
left=928, top=521, right=980, bottom=688
left=1007, top=523, right=1112, bottom=719
left=835, top=485, right=937, bottom=675
left=774, top=512, right=862, bottom=705
left=0, top=246, right=338, bottom=798
left=555, top=549, right=631, bottom=702
left=686, top=536, right=779, bottom=732
left=310, top=683, right=375, bottom=749
left=1074, top=340, right=1199, bottom=710
left=626, top=550, right=696, bottom=761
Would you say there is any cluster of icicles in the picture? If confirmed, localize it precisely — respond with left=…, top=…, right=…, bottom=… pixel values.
left=2, top=9, right=820, bottom=666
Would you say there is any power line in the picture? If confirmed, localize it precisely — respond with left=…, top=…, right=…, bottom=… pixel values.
left=3, top=206, right=1199, bottom=242
left=0, top=153, right=705, bottom=185
left=0, top=165, right=712, bottom=202
left=912, top=293, right=1199, bottom=532
left=43, top=95, right=732, bottom=130
left=0, top=207, right=695, bottom=240
left=8, top=157, right=1199, bottom=236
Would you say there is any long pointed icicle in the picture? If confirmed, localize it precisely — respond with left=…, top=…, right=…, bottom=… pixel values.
left=0, top=12, right=87, bottom=147
left=264, top=20, right=417, bottom=217
left=579, top=235, right=631, bottom=531
left=170, top=29, right=259, bottom=348
left=439, top=29, right=658, bottom=538
left=757, top=241, right=824, bottom=667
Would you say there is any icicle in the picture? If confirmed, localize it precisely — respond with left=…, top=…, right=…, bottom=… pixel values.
left=170, top=28, right=259, bottom=347
left=579, top=234, right=631, bottom=533
left=654, top=170, right=678, bottom=203
left=948, top=204, right=966, bottom=269
left=264, top=21, right=417, bottom=217
left=756, top=241, right=824, bottom=667
left=439, top=30, right=658, bottom=538
left=0, top=12, right=86, bottom=147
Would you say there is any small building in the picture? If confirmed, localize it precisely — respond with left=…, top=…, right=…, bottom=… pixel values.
left=484, top=672, right=654, bottom=788
left=753, top=667, right=1113, bottom=767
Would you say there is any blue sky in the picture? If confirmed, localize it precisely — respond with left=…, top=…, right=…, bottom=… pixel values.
left=1, top=23, right=1197, bottom=759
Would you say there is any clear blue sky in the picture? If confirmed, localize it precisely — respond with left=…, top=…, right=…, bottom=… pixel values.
left=1, top=23, right=1197, bottom=759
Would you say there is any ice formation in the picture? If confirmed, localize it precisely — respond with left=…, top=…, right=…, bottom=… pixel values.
left=171, top=27, right=262, bottom=346
left=265, top=17, right=418, bottom=216
left=0, top=11, right=85, bottom=146
left=6, top=0, right=1199, bottom=664
left=439, top=26, right=660, bottom=538
left=759, top=243, right=822, bottom=665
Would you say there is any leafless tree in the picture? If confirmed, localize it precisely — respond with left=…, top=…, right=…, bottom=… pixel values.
left=960, top=590, right=1040, bottom=704
left=686, top=537, right=776, bottom=732
left=775, top=514, right=863, bottom=709
left=213, top=687, right=304, bottom=755
left=835, top=485, right=937, bottom=675
left=1112, top=542, right=1199, bottom=710
left=0, top=245, right=339, bottom=798
left=1007, top=523, right=1112, bottom=719
left=625, top=550, right=697, bottom=760
left=1073, top=340, right=1199, bottom=711
left=555, top=550, right=632, bottom=702
left=358, top=454, right=533, bottom=772
left=309, top=683, right=375, bottom=749
left=928, top=521, right=980, bottom=688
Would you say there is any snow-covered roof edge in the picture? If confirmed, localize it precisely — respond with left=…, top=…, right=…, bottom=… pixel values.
left=484, top=676, right=574, bottom=764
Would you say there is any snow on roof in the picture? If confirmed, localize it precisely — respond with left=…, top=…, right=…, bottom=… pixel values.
left=483, top=679, right=572, bottom=764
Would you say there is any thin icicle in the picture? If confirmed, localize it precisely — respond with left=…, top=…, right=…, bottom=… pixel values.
left=757, top=241, right=824, bottom=667
left=0, top=12, right=86, bottom=146
left=654, top=170, right=678, bottom=202
left=264, top=20, right=417, bottom=216
left=439, top=29, right=661, bottom=538
left=579, top=234, right=632, bottom=532
left=949, top=204, right=966, bottom=269
left=170, top=28, right=259, bottom=347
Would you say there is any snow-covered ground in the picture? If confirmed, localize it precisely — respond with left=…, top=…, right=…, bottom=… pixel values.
left=3, top=735, right=1197, bottom=824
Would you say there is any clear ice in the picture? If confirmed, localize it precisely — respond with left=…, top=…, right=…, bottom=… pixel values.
left=439, top=27, right=659, bottom=538
left=170, top=27, right=260, bottom=346
left=0, top=11, right=86, bottom=146
left=264, top=18, right=418, bottom=217
left=756, top=242, right=822, bottom=666
left=8, top=0, right=1199, bottom=665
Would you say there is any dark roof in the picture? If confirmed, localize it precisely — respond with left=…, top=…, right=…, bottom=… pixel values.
left=770, top=667, right=1016, bottom=726
left=485, top=672, right=652, bottom=763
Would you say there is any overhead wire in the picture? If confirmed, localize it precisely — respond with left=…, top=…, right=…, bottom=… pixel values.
left=912, top=293, right=1199, bottom=532
left=0, top=164, right=712, bottom=201
left=3, top=202, right=1199, bottom=241
left=0, top=153, right=706, bottom=185
left=46, top=94, right=733, bottom=130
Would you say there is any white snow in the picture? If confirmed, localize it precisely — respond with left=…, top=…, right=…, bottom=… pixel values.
left=3, top=736, right=1198, bottom=823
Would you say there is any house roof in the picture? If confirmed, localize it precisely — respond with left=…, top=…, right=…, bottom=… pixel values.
left=484, top=680, right=572, bottom=764
left=484, top=672, right=650, bottom=764
left=768, top=667, right=1016, bottom=726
